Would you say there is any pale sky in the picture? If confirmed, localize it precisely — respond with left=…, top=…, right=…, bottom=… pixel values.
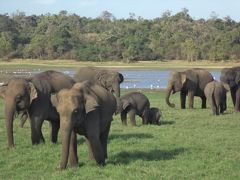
left=0, top=0, right=240, bottom=21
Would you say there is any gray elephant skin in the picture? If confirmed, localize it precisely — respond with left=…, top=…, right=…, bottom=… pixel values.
left=220, top=66, right=240, bottom=111
left=204, top=81, right=227, bottom=115
left=148, top=107, right=162, bottom=125
left=0, top=70, right=75, bottom=148
left=166, top=68, right=214, bottom=109
left=74, top=67, right=124, bottom=97
left=116, top=92, right=150, bottom=126
left=51, top=81, right=116, bottom=170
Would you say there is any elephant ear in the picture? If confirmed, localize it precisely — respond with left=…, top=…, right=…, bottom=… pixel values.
left=118, top=73, right=124, bottom=83
left=85, top=95, right=99, bottom=113
left=29, top=82, right=38, bottom=104
left=235, top=72, right=240, bottom=85
left=96, top=70, right=110, bottom=88
left=181, top=73, right=187, bottom=85
left=0, top=85, right=7, bottom=99
left=122, top=100, right=130, bottom=110
left=51, top=93, right=59, bottom=108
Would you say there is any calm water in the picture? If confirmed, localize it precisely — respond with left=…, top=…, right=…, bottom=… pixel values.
left=0, top=69, right=221, bottom=89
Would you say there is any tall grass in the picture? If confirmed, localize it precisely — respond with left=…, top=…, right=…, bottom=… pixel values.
left=0, top=90, right=240, bottom=179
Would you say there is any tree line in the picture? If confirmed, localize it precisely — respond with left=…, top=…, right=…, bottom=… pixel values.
left=0, top=9, right=240, bottom=62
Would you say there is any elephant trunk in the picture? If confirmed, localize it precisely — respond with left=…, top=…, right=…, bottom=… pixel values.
left=59, top=120, right=72, bottom=170
left=165, top=83, right=175, bottom=108
left=4, top=100, right=16, bottom=148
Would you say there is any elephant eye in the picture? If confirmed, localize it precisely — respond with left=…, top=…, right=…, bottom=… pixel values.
left=73, top=109, right=78, bottom=114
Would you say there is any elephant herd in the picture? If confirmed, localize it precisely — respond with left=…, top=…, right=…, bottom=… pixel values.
left=0, top=66, right=239, bottom=170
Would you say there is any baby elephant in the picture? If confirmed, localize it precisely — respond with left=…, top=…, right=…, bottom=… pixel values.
left=116, top=92, right=150, bottom=126
left=204, top=80, right=228, bottom=115
left=148, top=107, right=162, bottom=125
left=51, top=81, right=116, bottom=170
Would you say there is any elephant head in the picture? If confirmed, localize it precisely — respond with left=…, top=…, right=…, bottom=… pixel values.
left=165, top=71, right=186, bottom=108
left=115, top=98, right=130, bottom=114
left=51, top=82, right=99, bottom=169
left=0, top=78, right=37, bottom=148
left=97, top=70, right=124, bottom=97
left=149, top=107, right=161, bottom=125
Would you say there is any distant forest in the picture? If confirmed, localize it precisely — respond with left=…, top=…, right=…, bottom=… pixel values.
left=1, top=9, right=240, bottom=61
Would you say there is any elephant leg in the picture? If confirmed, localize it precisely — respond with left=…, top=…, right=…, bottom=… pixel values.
left=128, top=110, right=136, bottom=126
left=49, top=121, right=60, bottom=143
left=220, top=103, right=224, bottom=114
left=86, top=139, right=94, bottom=161
left=142, top=108, right=149, bottom=125
left=69, top=131, right=78, bottom=168
left=86, top=113, right=105, bottom=165
left=180, top=91, right=186, bottom=109
left=235, top=88, right=240, bottom=111
left=121, top=112, right=127, bottom=125
left=30, top=116, right=45, bottom=145
left=86, top=134, right=105, bottom=165
left=188, top=91, right=194, bottom=109
left=100, top=122, right=111, bottom=159
left=230, top=88, right=236, bottom=106
left=201, top=96, right=207, bottom=109
left=208, top=98, right=217, bottom=115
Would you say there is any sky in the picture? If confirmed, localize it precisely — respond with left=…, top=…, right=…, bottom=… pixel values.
left=0, top=0, right=240, bottom=21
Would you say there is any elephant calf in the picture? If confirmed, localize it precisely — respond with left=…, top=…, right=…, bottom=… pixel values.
left=204, top=80, right=228, bottom=115
left=51, top=81, right=116, bottom=170
left=116, top=92, right=150, bottom=126
left=148, top=107, right=162, bottom=125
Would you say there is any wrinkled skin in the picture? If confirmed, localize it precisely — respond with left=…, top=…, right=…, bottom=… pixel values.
left=74, top=67, right=124, bottom=97
left=51, top=81, right=116, bottom=170
left=204, top=81, right=227, bottom=115
left=220, top=67, right=240, bottom=111
left=0, top=70, right=75, bottom=148
left=166, top=68, right=214, bottom=109
left=116, top=92, right=150, bottom=126
left=148, top=107, right=161, bottom=125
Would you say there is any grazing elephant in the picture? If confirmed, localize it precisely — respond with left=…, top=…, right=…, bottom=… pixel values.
left=116, top=92, right=150, bottom=126
left=51, top=81, right=116, bottom=170
left=204, top=81, right=228, bottom=115
left=220, top=67, right=240, bottom=111
left=148, top=107, right=162, bottom=125
left=74, top=67, right=124, bottom=97
left=0, top=70, right=75, bottom=148
left=166, top=68, right=214, bottom=109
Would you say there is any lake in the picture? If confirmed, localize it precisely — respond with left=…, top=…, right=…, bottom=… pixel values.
left=0, top=68, right=221, bottom=89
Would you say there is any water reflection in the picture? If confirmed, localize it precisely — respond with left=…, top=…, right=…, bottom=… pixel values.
left=0, top=68, right=221, bottom=89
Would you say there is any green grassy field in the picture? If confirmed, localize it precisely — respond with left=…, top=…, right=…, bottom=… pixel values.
left=0, top=89, right=240, bottom=179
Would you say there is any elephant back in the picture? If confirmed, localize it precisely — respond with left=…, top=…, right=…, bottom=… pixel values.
left=31, top=70, right=75, bottom=94
left=186, top=68, right=214, bottom=91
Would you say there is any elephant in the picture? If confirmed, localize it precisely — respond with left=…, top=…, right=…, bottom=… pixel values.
left=116, top=92, right=150, bottom=126
left=166, top=68, right=214, bottom=109
left=50, top=81, right=116, bottom=170
left=220, top=67, right=240, bottom=111
left=204, top=80, right=228, bottom=115
left=148, top=107, right=162, bottom=125
left=74, top=67, right=124, bottom=97
left=0, top=70, right=75, bottom=148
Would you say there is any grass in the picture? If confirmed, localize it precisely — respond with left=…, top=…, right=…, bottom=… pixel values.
left=1, top=59, right=240, bottom=70
left=0, top=89, right=240, bottom=179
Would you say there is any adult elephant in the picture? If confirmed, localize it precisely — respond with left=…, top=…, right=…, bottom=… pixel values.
left=166, top=68, right=214, bottom=109
left=74, top=67, right=124, bottom=97
left=220, top=66, right=240, bottom=111
left=0, top=70, right=75, bottom=148
left=51, top=81, right=116, bottom=170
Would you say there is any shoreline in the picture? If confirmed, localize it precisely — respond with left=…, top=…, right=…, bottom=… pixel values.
left=0, top=59, right=239, bottom=70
